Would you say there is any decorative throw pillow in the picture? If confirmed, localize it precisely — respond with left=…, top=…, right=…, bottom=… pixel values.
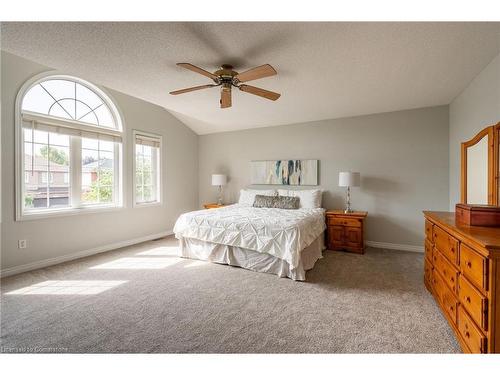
left=253, top=195, right=300, bottom=209
left=238, top=189, right=276, bottom=206
left=278, top=189, right=322, bottom=209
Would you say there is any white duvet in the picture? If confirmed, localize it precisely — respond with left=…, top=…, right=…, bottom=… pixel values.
left=173, top=204, right=326, bottom=269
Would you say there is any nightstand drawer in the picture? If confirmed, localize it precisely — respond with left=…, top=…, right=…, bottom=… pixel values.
left=327, top=217, right=361, bottom=228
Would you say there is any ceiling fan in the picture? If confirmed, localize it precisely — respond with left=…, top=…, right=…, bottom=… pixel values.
left=170, top=63, right=281, bottom=109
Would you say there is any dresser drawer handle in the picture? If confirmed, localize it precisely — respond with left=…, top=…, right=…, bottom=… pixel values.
left=467, top=261, right=472, bottom=268
left=465, top=331, right=470, bottom=338
left=466, top=296, right=471, bottom=303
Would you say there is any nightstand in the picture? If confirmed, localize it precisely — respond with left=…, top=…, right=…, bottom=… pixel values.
left=203, top=203, right=226, bottom=209
left=326, top=210, right=368, bottom=254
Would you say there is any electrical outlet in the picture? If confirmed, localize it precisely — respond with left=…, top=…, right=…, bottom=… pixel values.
left=18, top=239, right=27, bottom=249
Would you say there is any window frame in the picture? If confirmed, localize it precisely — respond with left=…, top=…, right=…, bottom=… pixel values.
left=15, top=72, right=126, bottom=221
left=132, top=130, right=162, bottom=208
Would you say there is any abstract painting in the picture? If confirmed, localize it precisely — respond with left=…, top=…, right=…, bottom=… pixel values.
left=250, top=160, right=318, bottom=185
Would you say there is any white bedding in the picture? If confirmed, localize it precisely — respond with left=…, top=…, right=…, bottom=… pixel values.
left=173, top=204, right=326, bottom=269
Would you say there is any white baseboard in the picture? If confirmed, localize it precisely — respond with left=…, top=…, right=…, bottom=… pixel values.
left=365, top=240, right=424, bottom=253
left=0, top=230, right=174, bottom=278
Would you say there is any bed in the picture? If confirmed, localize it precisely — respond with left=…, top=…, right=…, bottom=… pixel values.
left=173, top=202, right=326, bottom=280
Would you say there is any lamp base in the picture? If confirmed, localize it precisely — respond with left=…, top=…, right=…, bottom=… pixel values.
left=217, top=185, right=223, bottom=206
left=344, top=208, right=353, bottom=214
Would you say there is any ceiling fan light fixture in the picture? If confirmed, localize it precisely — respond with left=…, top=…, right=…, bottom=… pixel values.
left=171, top=62, right=280, bottom=109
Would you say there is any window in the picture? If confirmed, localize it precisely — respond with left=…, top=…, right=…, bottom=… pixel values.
left=17, top=74, right=123, bottom=219
left=134, top=131, right=161, bottom=206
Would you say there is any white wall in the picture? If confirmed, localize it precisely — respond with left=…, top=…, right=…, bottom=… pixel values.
left=198, top=106, right=450, bottom=248
left=449, top=53, right=500, bottom=209
left=1, top=51, right=198, bottom=272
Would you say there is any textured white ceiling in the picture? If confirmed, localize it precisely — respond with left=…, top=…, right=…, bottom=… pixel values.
left=1, top=22, right=499, bottom=134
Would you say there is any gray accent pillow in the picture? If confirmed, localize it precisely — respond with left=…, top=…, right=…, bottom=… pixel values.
left=253, top=195, right=300, bottom=209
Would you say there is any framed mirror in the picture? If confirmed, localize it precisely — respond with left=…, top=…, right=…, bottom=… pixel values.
left=461, top=122, right=500, bottom=206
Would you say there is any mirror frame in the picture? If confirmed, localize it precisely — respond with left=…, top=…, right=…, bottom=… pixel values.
left=461, top=122, right=500, bottom=206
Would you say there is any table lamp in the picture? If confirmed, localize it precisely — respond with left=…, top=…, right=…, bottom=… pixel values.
left=211, top=174, right=227, bottom=205
left=339, top=172, right=360, bottom=213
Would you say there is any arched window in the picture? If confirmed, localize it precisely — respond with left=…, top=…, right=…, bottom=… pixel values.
left=17, top=74, right=123, bottom=219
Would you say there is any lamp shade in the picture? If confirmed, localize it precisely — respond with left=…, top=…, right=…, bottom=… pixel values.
left=339, top=172, right=360, bottom=187
left=211, top=174, right=227, bottom=186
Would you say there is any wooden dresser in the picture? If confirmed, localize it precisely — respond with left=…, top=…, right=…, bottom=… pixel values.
left=423, top=211, right=500, bottom=353
left=326, top=210, right=367, bottom=254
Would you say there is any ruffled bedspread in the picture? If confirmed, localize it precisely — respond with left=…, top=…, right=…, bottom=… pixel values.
left=173, top=204, right=326, bottom=269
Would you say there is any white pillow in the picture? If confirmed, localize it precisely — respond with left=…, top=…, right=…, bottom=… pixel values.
left=278, top=189, right=322, bottom=209
left=238, top=189, right=277, bottom=207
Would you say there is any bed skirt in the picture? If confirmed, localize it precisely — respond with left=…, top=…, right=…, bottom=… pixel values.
left=178, top=234, right=325, bottom=281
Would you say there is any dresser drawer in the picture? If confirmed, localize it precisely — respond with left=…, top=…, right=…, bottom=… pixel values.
left=458, top=305, right=486, bottom=353
left=432, top=269, right=445, bottom=303
left=441, top=282, right=458, bottom=325
left=424, top=258, right=432, bottom=286
left=434, top=250, right=458, bottom=295
left=425, top=220, right=433, bottom=241
left=424, top=239, right=433, bottom=263
left=433, top=226, right=459, bottom=265
left=458, top=276, right=488, bottom=331
left=460, top=244, right=488, bottom=291
left=327, top=217, right=361, bottom=228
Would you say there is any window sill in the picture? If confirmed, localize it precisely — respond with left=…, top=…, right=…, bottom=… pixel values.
left=17, top=205, right=125, bottom=221
left=133, top=201, right=162, bottom=209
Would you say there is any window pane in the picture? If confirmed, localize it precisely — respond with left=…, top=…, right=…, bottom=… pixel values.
left=135, top=135, right=160, bottom=204
left=143, top=170, right=151, bottom=185
left=81, top=185, right=97, bottom=205
left=81, top=142, right=115, bottom=206
left=99, top=140, right=114, bottom=152
left=94, top=105, right=115, bottom=128
left=136, top=185, right=143, bottom=202
left=24, top=143, right=48, bottom=209
left=76, top=84, right=103, bottom=111
left=22, top=84, right=55, bottom=114
left=98, top=168, right=114, bottom=186
left=41, top=80, right=75, bottom=102
left=49, top=98, right=76, bottom=120
left=48, top=104, right=73, bottom=121
left=82, top=138, right=99, bottom=150
left=33, top=129, right=48, bottom=144
left=143, top=186, right=153, bottom=202
left=23, top=128, right=33, bottom=142
left=48, top=144, right=70, bottom=208
left=49, top=132, right=70, bottom=147
left=78, top=110, right=99, bottom=125
left=99, top=186, right=113, bottom=203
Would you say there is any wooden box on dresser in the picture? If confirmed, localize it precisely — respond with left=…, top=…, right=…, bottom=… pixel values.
left=423, top=211, right=500, bottom=353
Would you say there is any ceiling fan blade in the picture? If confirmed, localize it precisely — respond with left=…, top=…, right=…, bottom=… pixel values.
left=234, top=64, right=277, bottom=83
left=239, top=84, right=281, bottom=101
left=177, top=63, right=218, bottom=81
left=220, top=87, right=232, bottom=109
left=169, top=84, right=217, bottom=95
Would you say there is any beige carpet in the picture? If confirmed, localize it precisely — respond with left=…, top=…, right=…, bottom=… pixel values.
left=0, top=236, right=460, bottom=353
